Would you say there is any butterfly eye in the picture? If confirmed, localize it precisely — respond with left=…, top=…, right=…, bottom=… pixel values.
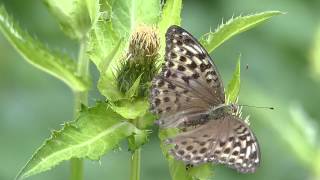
left=231, top=104, right=238, bottom=114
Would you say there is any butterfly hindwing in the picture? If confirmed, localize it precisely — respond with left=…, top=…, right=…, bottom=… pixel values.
left=168, top=114, right=260, bottom=173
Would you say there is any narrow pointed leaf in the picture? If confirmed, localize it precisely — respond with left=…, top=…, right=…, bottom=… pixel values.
left=125, top=74, right=143, bottom=98
left=200, top=11, right=284, bottom=53
left=226, top=55, right=241, bottom=103
left=16, top=102, right=144, bottom=180
left=0, top=6, right=89, bottom=92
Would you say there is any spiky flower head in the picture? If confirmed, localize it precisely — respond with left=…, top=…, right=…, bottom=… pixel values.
left=116, top=25, right=160, bottom=98
left=128, top=25, right=160, bottom=59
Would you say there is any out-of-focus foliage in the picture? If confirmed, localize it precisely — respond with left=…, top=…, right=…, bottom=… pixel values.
left=0, top=5, right=89, bottom=92
left=1, top=0, right=320, bottom=180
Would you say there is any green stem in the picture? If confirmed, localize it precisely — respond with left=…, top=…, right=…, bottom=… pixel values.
left=71, top=39, right=89, bottom=180
left=70, top=158, right=83, bottom=180
left=130, top=148, right=141, bottom=180
left=130, top=117, right=142, bottom=180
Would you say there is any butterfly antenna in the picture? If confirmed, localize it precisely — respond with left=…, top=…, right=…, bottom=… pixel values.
left=238, top=104, right=274, bottom=110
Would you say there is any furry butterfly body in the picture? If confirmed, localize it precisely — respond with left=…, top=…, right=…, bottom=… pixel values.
left=150, top=25, right=260, bottom=173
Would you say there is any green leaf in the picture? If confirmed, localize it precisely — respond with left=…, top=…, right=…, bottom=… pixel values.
left=90, top=0, right=161, bottom=104
left=0, top=6, right=89, bottom=92
left=158, top=0, right=182, bottom=56
left=87, top=0, right=122, bottom=71
left=226, top=55, right=241, bottom=103
left=88, top=0, right=161, bottom=72
left=16, top=102, right=143, bottom=180
left=109, top=99, right=149, bottom=120
left=111, top=0, right=161, bottom=37
left=125, top=74, right=143, bottom=98
left=44, top=0, right=98, bottom=40
left=199, top=11, right=284, bottom=53
left=98, top=71, right=124, bottom=101
left=98, top=0, right=161, bottom=84
left=128, top=129, right=149, bottom=151
left=159, top=129, right=213, bottom=180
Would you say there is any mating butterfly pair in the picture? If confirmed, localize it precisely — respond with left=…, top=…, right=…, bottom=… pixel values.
left=150, top=25, right=260, bottom=173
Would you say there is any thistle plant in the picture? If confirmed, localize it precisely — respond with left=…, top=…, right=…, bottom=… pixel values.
left=0, top=0, right=282, bottom=180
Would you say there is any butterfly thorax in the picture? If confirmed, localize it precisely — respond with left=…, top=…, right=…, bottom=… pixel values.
left=208, top=104, right=237, bottom=120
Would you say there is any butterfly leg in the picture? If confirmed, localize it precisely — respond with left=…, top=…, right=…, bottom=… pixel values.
left=185, top=164, right=194, bottom=171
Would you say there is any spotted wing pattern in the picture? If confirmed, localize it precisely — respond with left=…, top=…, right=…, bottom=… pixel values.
left=150, top=25, right=260, bottom=173
left=168, top=114, right=260, bottom=173
left=150, top=25, right=225, bottom=128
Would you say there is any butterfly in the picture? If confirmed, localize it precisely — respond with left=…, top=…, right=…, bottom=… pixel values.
left=150, top=25, right=260, bottom=173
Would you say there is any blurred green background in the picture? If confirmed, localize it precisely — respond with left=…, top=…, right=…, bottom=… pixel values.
left=1, top=0, right=320, bottom=180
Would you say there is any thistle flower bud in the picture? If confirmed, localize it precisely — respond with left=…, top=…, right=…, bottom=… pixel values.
left=129, top=25, right=160, bottom=59
left=116, top=25, right=160, bottom=98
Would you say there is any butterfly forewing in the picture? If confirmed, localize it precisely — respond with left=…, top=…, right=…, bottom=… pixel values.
left=168, top=114, right=260, bottom=173
left=164, top=25, right=225, bottom=105
left=150, top=25, right=225, bottom=127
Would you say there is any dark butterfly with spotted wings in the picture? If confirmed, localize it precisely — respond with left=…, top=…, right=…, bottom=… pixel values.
left=150, top=25, right=260, bottom=173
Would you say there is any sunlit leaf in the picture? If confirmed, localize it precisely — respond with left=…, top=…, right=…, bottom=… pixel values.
left=16, top=102, right=143, bottom=180
left=226, top=55, right=241, bottom=103
left=0, top=6, right=89, bottom=92
left=200, top=11, right=283, bottom=53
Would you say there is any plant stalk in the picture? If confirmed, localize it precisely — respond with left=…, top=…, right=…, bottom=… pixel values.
left=130, top=117, right=142, bottom=180
left=130, top=148, right=141, bottom=180
left=71, top=39, right=89, bottom=180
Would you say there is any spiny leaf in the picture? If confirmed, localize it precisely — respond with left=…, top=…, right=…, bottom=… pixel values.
left=226, top=54, right=241, bottom=103
left=0, top=5, right=89, bottom=92
left=44, top=0, right=98, bottom=40
left=16, top=102, right=145, bottom=180
left=158, top=0, right=182, bottom=57
left=200, top=11, right=284, bottom=53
